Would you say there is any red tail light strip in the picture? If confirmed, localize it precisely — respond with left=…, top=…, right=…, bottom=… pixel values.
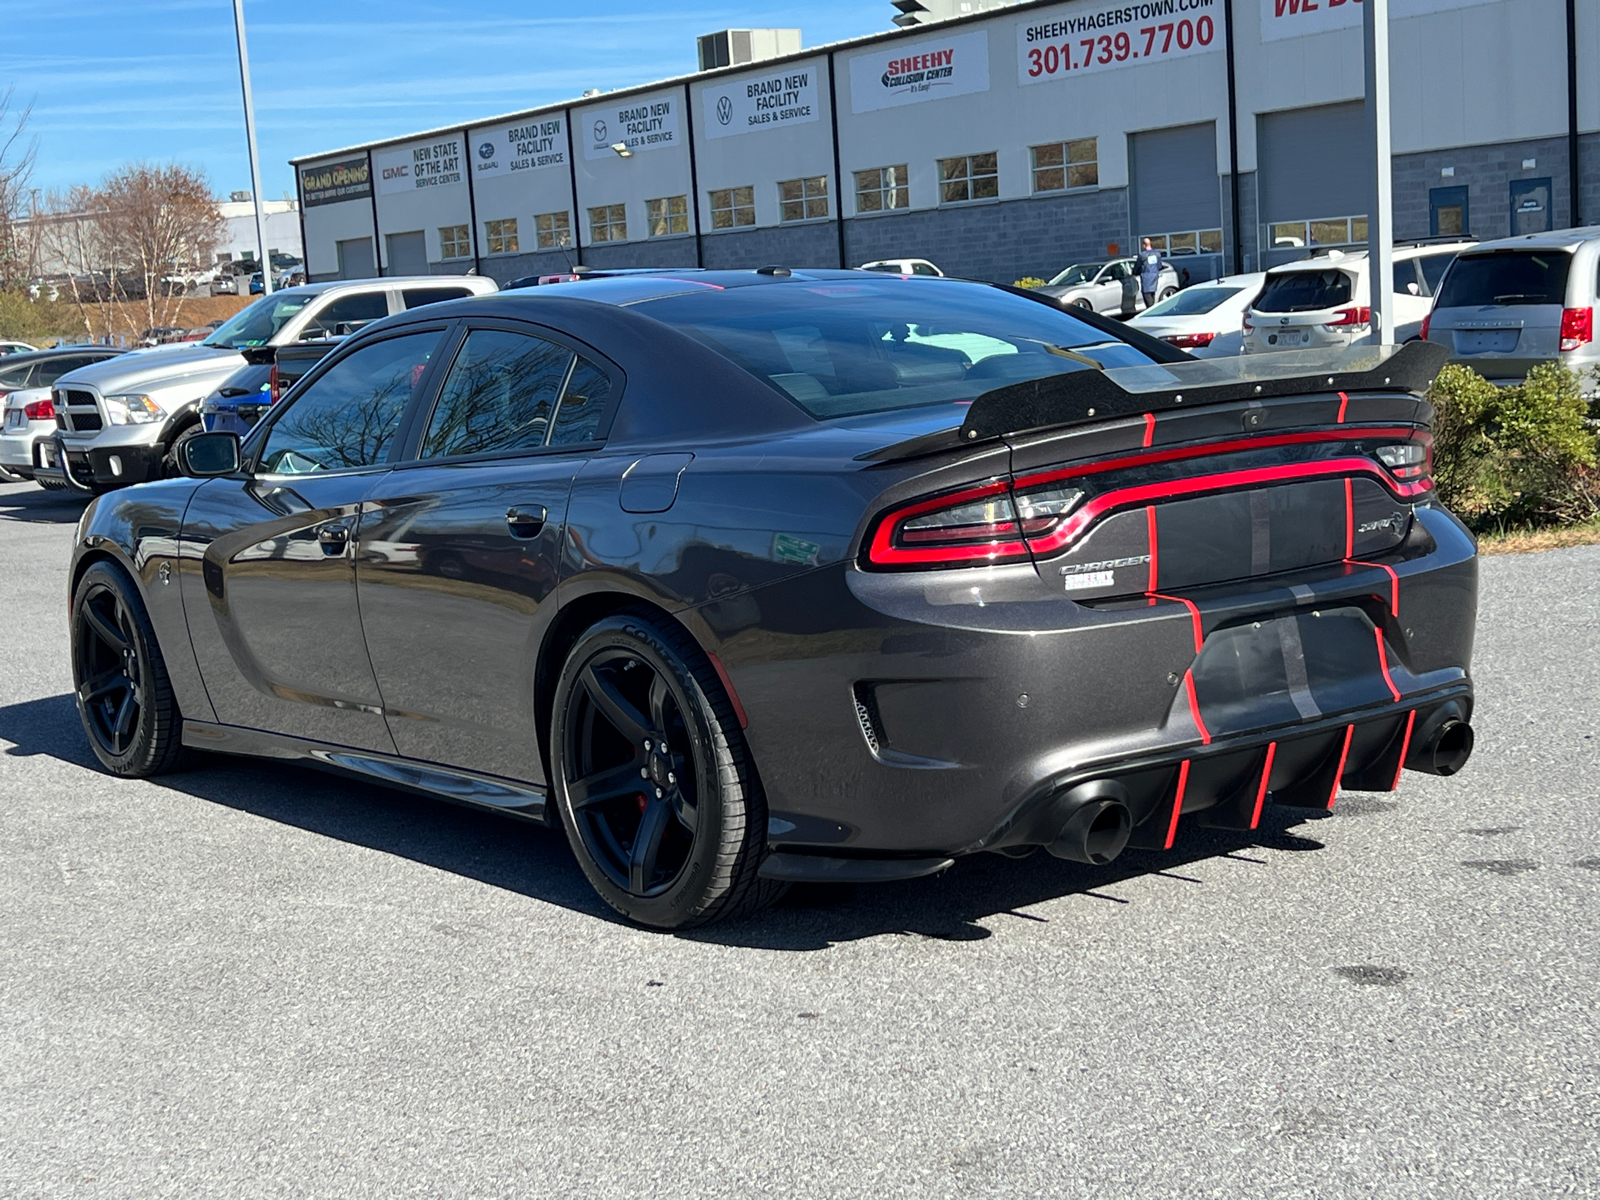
left=1250, top=741, right=1278, bottom=829
left=1326, top=724, right=1355, bottom=810
left=1024, top=457, right=1429, bottom=558
left=1164, top=759, right=1191, bottom=849
left=1183, top=669, right=1212, bottom=745
left=1391, top=710, right=1417, bottom=791
left=1373, top=627, right=1402, bottom=703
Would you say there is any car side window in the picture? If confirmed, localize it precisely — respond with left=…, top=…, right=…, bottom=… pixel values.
left=301, top=292, right=390, bottom=339
left=257, top=331, right=443, bottom=475
left=403, top=287, right=474, bottom=310
left=36, top=357, right=96, bottom=386
left=548, top=356, right=612, bottom=447
left=1107, top=261, right=1131, bottom=281
left=912, top=263, right=939, bottom=277
left=421, top=329, right=574, bottom=458
left=0, top=363, right=35, bottom=388
left=1415, top=254, right=1453, bottom=297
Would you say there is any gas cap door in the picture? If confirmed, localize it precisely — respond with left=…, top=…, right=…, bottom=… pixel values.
left=619, top=452, right=693, bottom=513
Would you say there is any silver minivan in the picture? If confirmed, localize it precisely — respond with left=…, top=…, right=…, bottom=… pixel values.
left=1423, top=228, right=1600, bottom=385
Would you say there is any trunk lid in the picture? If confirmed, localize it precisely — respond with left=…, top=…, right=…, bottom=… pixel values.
left=1427, top=249, right=1572, bottom=375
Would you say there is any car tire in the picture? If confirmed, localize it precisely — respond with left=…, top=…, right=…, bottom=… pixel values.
left=71, top=559, right=188, bottom=777
left=1159, top=287, right=1178, bottom=301
left=1069, top=299, right=1093, bottom=311
left=162, top=422, right=202, bottom=478
left=551, top=609, right=784, bottom=929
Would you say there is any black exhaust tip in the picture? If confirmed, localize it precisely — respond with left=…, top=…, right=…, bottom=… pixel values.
left=1046, top=780, right=1133, bottom=865
left=1415, top=719, right=1474, bottom=776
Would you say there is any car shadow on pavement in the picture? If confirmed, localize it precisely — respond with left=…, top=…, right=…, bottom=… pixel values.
left=1, top=691, right=1331, bottom=947
left=0, top=483, right=93, bottom=525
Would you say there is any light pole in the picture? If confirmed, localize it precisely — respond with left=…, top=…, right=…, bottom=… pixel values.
left=1364, top=0, right=1392, bottom=345
left=232, top=0, right=272, bottom=295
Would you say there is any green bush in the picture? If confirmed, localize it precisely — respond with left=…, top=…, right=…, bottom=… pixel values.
left=1013, top=276, right=1047, bottom=289
left=1427, top=361, right=1599, bottom=530
left=0, top=290, right=91, bottom=346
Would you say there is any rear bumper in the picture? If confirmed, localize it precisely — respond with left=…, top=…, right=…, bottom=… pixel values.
left=719, top=504, right=1476, bottom=860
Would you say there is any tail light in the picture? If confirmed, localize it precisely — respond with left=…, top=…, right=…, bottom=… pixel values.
left=1328, top=306, right=1372, bottom=327
left=1420, top=313, right=1432, bottom=342
left=269, top=363, right=281, bottom=404
left=866, top=481, right=1083, bottom=569
left=1241, top=312, right=1255, bottom=333
left=1560, top=307, right=1593, bottom=352
left=1161, top=332, right=1216, bottom=349
left=539, top=273, right=580, bottom=284
left=23, top=397, right=55, bottom=420
left=1375, top=438, right=1432, bottom=483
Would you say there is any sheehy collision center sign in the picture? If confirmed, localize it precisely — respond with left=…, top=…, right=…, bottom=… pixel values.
left=472, top=117, right=567, bottom=176
left=1018, top=0, right=1222, bottom=83
left=584, top=94, right=680, bottom=160
left=702, top=67, right=820, bottom=139
left=374, top=138, right=464, bottom=194
left=849, top=30, right=990, bottom=113
left=1260, top=0, right=1497, bottom=41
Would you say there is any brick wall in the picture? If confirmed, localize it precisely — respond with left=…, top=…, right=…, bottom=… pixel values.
left=1390, top=136, right=1574, bottom=241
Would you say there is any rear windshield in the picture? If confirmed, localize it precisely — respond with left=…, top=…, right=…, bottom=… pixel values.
left=1434, top=251, right=1572, bottom=309
left=1142, top=286, right=1245, bottom=317
left=1255, top=270, right=1353, bottom=313
left=639, top=280, right=1155, bottom=419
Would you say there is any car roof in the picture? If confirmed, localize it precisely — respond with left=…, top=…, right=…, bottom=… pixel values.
left=0, top=346, right=123, bottom=364
left=1451, top=225, right=1600, bottom=254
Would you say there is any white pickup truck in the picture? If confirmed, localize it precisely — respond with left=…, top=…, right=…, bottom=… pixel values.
left=38, top=275, right=495, bottom=493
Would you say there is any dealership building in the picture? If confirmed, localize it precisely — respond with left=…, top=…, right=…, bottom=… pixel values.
left=289, top=0, right=1598, bottom=287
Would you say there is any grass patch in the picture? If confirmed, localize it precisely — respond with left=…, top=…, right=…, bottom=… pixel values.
left=1477, top=517, right=1600, bottom=556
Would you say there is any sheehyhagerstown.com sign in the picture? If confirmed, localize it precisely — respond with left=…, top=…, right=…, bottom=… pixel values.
left=849, top=30, right=991, bottom=113
left=1260, top=0, right=1497, bottom=41
left=1018, top=0, right=1222, bottom=84
left=702, top=67, right=820, bottom=139
left=584, top=95, right=680, bottom=160
left=472, top=117, right=567, bottom=177
left=374, top=138, right=464, bottom=195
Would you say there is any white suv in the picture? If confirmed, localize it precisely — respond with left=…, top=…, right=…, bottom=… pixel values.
left=1242, top=240, right=1474, bottom=354
left=38, top=276, right=496, bottom=493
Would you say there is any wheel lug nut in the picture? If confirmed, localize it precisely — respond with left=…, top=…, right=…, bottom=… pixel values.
left=667, top=772, right=675, bottom=784
left=644, top=739, right=652, bottom=751
left=640, top=767, right=649, bottom=778
left=654, top=788, right=663, bottom=799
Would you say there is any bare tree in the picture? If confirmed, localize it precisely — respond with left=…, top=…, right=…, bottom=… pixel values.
left=99, top=163, right=223, bottom=332
left=0, top=87, right=39, bottom=290
left=35, top=187, right=126, bottom=340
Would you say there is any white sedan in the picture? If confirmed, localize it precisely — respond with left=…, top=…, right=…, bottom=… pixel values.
left=1127, top=272, right=1266, bottom=357
left=858, top=258, right=945, bottom=277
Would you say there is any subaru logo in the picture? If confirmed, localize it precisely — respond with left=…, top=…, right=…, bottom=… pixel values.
left=478, top=142, right=494, bottom=160
left=716, top=96, right=734, bottom=126
left=592, top=119, right=607, bottom=143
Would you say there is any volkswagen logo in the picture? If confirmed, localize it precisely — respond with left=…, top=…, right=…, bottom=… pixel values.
left=478, top=142, right=494, bottom=160
left=592, top=119, right=608, bottom=143
left=715, top=96, right=734, bottom=126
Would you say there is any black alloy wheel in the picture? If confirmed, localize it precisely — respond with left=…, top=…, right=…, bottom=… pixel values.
left=551, top=611, right=782, bottom=929
left=71, top=560, right=187, bottom=777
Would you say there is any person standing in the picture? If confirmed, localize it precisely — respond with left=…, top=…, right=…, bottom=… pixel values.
left=1137, top=238, right=1164, bottom=310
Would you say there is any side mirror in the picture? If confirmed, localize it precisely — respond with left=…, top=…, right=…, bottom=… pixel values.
left=178, top=431, right=242, bottom=477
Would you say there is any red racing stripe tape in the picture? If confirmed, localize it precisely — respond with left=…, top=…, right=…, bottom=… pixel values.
left=1142, top=412, right=1156, bottom=448
left=1164, top=760, right=1190, bottom=849
left=1250, top=741, right=1278, bottom=829
left=1327, top=724, right=1355, bottom=809
left=1151, top=592, right=1204, bottom=654
left=1390, top=710, right=1417, bottom=791
left=1183, top=669, right=1212, bottom=745
left=1146, top=505, right=1159, bottom=592
left=1337, top=391, right=1350, bottom=423
left=1373, top=627, right=1402, bottom=703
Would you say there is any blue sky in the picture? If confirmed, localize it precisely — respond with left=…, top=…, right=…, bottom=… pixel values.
left=5, top=0, right=889, bottom=203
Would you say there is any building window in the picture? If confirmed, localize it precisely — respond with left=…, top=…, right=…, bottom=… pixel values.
left=1031, top=139, right=1097, bottom=193
left=485, top=218, right=519, bottom=255
left=535, top=211, right=571, bottom=250
left=439, top=224, right=470, bottom=260
left=647, top=195, right=690, bottom=237
left=1267, top=215, right=1367, bottom=251
left=854, top=166, right=910, bottom=214
left=778, top=176, right=829, bottom=222
left=1142, top=229, right=1225, bottom=256
left=709, top=186, right=756, bottom=229
left=589, top=204, right=627, bottom=243
left=938, top=153, right=999, bottom=204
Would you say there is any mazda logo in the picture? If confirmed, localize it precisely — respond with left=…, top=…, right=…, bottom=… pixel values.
left=716, top=96, right=733, bottom=126
left=592, top=119, right=607, bottom=143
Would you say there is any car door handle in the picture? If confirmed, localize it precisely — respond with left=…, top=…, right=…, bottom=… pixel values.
left=505, top=506, right=547, bottom=539
left=317, top=522, right=351, bottom=555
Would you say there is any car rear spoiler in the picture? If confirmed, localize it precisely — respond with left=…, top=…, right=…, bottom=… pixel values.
left=960, top=338, right=1450, bottom=442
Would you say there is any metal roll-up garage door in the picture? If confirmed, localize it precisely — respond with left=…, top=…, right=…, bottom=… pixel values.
left=1257, top=102, right=1369, bottom=266
left=385, top=231, right=429, bottom=277
left=1130, top=123, right=1221, bottom=243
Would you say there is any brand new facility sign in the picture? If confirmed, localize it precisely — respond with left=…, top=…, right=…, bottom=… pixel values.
left=472, top=117, right=567, bottom=176
left=702, top=67, right=820, bottom=139
left=374, top=138, right=464, bottom=194
left=584, top=94, right=681, bottom=160
left=849, top=30, right=990, bottom=113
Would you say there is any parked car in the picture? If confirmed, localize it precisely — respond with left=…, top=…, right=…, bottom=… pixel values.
left=68, top=269, right=1476, bottom=929
left=1421, top=229, right=1600, bottom=385
left=505, top=266, right=679, bottom=288
left=249, top=272, right=265, bottom=295
left=1, top=340, right=37, bottom=356
left=1128, top=272, right=1266, bottom=357
left=1035, top=258, right=1181, bottom=317
left=211, top=273, right=238, bottom=297
left=0, top=347, right=126, bottom=480
left=1243, top=240, right=1474, bottom=354
left=859, top=258, right=945, bottom=277
left=35, top=275, right=497, bottom=493
left=200, top=339, right=344, bottom=435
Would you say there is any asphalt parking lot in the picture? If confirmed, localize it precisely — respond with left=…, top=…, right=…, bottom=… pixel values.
left=1, top=478, right=1596, bottom=1199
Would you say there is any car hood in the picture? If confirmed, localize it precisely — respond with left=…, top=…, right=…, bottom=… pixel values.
left=54, top=341, right=245, bottom=396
